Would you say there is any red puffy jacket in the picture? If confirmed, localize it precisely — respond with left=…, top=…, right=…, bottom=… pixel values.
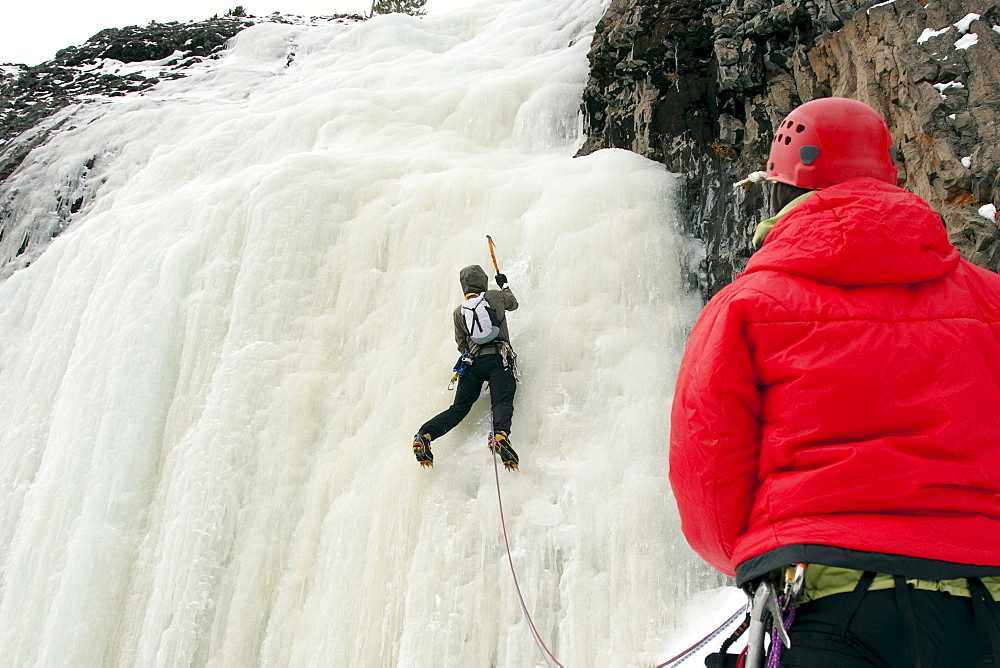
left=669, top=177, right=1000, bottom=578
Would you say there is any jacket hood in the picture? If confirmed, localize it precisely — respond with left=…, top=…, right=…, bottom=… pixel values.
left=745, top=177, right=960, bottom=285
left=459, top=265, right=488, bottom=294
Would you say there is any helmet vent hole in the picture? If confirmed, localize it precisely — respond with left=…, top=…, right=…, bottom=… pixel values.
left=795, top=124, right=805, bottom=133
left=783, top=136, right=792, bottom=145
left=799, top=145, right=820, bottom=165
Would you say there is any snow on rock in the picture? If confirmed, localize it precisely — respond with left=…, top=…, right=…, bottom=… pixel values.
left=934, top=80, right=966, bottom=98
left=735, top=171, right=769, bottom=188
left=867, top=0, right=898, bottom=14
left=955, top=33, right=979, bottom=49
left=955, top=13, right=981, bottom=33
left=918, top=25, right=952, bottom=43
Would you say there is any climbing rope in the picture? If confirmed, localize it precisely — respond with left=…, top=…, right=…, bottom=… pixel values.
left=489, top=410, right=564, bottom=667
left=487, top=405, right=746, bottom=667
left=490, top=438, right=746, bottom=668
left=655, top=603, right=749, bottom=667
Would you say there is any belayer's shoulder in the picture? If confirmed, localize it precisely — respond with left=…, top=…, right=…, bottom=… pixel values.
left=700, top=272, right=795, bottom=315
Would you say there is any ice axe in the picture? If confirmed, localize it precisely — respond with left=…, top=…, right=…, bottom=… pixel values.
left=487, top=235, right=507, bottom=291
left=487, top=235, right=500, bottom=274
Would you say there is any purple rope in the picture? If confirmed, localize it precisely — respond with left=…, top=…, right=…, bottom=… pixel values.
left=766, top=595, right=796, bottom=668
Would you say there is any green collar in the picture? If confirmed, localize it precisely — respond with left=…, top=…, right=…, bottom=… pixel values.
left=752, top=190, right=817, bottom=249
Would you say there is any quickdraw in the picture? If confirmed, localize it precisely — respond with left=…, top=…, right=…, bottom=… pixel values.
left=746, top=563, right=806, bottom=668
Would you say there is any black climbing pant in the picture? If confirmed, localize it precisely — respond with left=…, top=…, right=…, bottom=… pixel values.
left=419, top=353, right=516, bottom=440
left=782, top=576, right=1000, bottom=667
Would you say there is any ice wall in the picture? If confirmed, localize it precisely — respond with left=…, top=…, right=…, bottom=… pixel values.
left=0, top=1, right=719, bottom=666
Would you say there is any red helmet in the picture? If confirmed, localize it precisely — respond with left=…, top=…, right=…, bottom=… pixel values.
left=766, top=97, right=899, bottom=190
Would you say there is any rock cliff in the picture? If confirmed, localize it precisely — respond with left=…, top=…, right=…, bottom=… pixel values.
left=0, top=13, right=361, bottom=277
left=2, top=3, right=998, bottom=291
left=579, top=0, right=1000, bottom=298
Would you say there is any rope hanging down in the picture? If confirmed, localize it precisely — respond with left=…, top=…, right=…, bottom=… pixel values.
left=490, top=436, right=746, bottom=668
left=491, top=445, right=564, bottom=667
left=485, top=341, right=746, bottom=668
left=489, top=405, right=563, bottom=667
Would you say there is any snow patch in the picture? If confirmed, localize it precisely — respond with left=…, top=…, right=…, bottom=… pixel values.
left=933, top=80, right=965, bottom=98
left=962, top=156, right=972, bottom=168
left=979, top=204, right=998, bottom=222
left=955, top=13, right=981, bottom=33
left=79, top=50, right=190, bottom=78
left=951, top=13, right=981, bottom=49
left=918, top=26, right=951, bottom=43
left=955, top=33, right=979, bottom=50
left=867, top=0, right=897, bottom=13
left=735, top=171, right=769, bottom=188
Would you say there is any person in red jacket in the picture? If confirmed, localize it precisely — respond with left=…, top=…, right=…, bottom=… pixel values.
left=669, top=97, right=1000, bottom=666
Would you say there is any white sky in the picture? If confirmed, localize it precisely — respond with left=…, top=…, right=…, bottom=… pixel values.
left=1, top=0, right=468, bottom=67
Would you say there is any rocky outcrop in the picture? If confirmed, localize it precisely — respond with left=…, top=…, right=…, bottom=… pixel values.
left=0, top=12, right=363, bottom=277
left=579, top=0, right=1000, bottom=298
left=0, top=18, right=255, bottom=156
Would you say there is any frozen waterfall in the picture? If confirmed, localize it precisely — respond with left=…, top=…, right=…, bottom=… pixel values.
left=0, top=0, right=733, bottom=665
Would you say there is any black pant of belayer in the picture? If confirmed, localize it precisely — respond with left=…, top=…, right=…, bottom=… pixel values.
left=780, top=574, right=1000, bottom=667
left=419, top=353, right=516, bottom=439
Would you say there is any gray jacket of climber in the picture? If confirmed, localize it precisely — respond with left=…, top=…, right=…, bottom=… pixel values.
left=452, top=264, right=518, bottom=353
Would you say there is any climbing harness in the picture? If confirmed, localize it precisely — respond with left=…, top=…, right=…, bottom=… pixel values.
left=499, top=340, right=519, bottom=380
left=448, top=352, right=474, bottom=390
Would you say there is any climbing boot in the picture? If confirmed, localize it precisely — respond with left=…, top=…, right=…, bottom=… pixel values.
left=490, top=431, right=518, bottom=471
left=413, top=433, right=433, bottom=467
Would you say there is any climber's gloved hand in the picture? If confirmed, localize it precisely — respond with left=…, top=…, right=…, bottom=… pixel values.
left=495, top=272, right=508, bottom=289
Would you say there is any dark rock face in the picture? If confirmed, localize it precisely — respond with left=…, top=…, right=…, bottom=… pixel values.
left=0, top=13, right=364, bottom=278
left=580, top=0, right=1000, bottom=299
left=0, top=18, right=255, bottom=276
left=1, top=18, right=254, bottom=155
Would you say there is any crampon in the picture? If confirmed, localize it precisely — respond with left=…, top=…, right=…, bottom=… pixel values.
left=413, top=433, right=433, bottom=468
left=489, top=431, right=518, bottom=471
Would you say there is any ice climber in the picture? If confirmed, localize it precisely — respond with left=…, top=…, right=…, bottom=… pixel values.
left=669, top=97, right=1000, bottom=667
left=412, top=264, right=520, bottom=470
